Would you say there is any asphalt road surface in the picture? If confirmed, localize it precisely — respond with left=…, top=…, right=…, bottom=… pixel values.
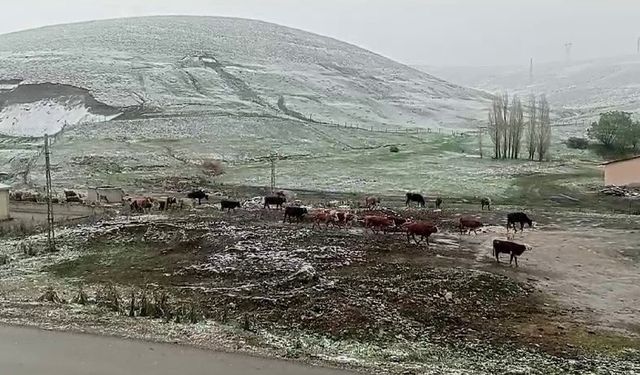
left=0, top=325, right=354, bottom=375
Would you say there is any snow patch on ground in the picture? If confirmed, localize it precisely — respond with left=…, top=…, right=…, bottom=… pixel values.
left=0, top=99, right=119, bottom=137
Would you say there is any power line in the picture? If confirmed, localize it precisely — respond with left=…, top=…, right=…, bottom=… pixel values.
left=44, top=134, right=56, bottom=252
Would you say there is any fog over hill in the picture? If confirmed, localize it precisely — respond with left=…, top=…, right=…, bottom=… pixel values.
left=0, top=16, right=490, bottom=137
left=418, top=54, right=640, bottom=122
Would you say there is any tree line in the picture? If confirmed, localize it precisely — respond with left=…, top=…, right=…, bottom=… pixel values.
left=487, top=93, right=551, bottom=161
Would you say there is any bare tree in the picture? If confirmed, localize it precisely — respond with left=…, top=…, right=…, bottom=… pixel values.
left=508, top=95, right=524, bottom=159
left=536, top=94, right=551, bottom=161
left=501, top=92, right=509, bottom=159
left=488, top=94, right=506, bottom=159
left=526, top=94, right=538, bottom=160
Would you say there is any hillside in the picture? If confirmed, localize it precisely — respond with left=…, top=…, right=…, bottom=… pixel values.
left=0, top=16, right=490, bottom=137
left=418, top=55, right=640, bottom=122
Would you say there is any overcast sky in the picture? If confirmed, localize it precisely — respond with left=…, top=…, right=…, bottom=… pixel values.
left=1, top=0, right=638, bottom=67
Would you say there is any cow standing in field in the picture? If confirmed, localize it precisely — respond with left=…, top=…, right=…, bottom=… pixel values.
left=283, top=206, right=308, bottom=223
left=405, top=221, right=438, bottom=245
left=311, top=210, right=334, bottom=229
left=364, top=196, right=380, bottom=210
left=459, top=217, right=483, bottom=235
left=507, top=212, right=533, bottom=232
left=166, top=197, right=178, bottom=209
left=221, top=200, right=241, bottom=212
left=330, top=211, right=356, bottom=228
left=406, top=193, right=426, bottom=208
left=435, top=197, right=443, bottom=210
left=481, top=197, right=492, bottom=211
left=187, top=190, right=209, bottom=205
left=492, top=239, right=531, bottom=267
left=264, top=195, right=286, bottom=209
left=363, top=215, right=394, bottom=234
left=130, top=197, right=153, bottom=213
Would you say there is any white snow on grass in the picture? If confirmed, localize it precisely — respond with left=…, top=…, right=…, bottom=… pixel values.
left=0, top=99, right=120, bottom=137
left=0, top=16, right=490, bottom=130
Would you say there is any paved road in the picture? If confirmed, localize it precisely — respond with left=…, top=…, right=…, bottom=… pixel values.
left=0, top=325, right=354, bottom=375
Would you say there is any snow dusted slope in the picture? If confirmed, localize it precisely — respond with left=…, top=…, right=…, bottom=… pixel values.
left=0, top=100, right=118, bottom=137
left=0, top=83, right=121, bottom=137
left=0, top=16, right=490, bottom=132
left=418, top=55, right=640, bottom=121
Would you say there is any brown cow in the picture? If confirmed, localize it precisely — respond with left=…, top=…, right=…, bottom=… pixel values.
left=130, top=197, right=153, bottom=213
left=363, top=215, right=394, bottom=234
left=459, top=217, right=483, bottom=235
left=405, top=221, right=438, bottom=245
left=332, top=211, right=356, bottom=228
left=311, top=210, right=334, bottom=230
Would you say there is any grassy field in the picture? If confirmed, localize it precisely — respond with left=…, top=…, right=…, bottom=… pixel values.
left=9, top=115, right=611, bottom=210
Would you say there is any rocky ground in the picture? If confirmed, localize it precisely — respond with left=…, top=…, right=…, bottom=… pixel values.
left=0, top=199, right=638, bottom=374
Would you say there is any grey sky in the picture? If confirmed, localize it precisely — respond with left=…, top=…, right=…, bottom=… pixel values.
left=1, top=0, right=638, bottom=66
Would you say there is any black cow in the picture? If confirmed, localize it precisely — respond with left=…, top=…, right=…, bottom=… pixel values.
left=507, top=212, right=533, bottom=232
left=435, top=197, right=443, bottom=209
left=64, top=190, right=78, bottom=199
left=283, top=206, right=308, bottom=223
left=492, top=239, right=531, bottom=267
left=264, top=196, right=286, bottom=209
left=166, top=197, right=178, bottom=209
left=221, top=200, right=241, bottom=212
left=481, top=197, right=492, bottom=210
left=187, top=190, right=209, bottom=205
left=406, top=192, right=426, bottom=207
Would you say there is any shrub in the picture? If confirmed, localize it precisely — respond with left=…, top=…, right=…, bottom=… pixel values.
left=389, top=146, right=400, bottom=153
left=202, top=159, right=225, bottom=176
left=566, top=137, right=589, bottom=149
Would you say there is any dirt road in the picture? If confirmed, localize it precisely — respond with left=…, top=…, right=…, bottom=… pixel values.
left=0, top=325, right=354, bottom=375
left=463, top=226, right=640, bottom=333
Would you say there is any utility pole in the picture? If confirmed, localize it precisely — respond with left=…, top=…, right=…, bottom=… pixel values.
left=564, top=42, right=573, bottom=62
left=269, top=153, right=277, bottom=193
left=637, top=37, right=640, bottom=54
left=529, top=57, right=533, bottom=84
left=478, top=126, right=486, bottom=159
left=44, top=134, right=56, bottom=252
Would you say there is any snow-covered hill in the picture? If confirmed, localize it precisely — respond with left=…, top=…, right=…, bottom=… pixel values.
left=0, top=16, right=490, bottom=137
left=417, top=55, right=640, bottom=121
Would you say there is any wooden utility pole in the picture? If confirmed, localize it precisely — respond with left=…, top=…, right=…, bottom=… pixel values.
left=44, top=134, right=56, bottom=252
left=478, top=126, right=486, bottom=159
left=269, top=153, right=277, bottom=193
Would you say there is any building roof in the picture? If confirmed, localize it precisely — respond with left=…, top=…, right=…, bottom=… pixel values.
left=602, top=155, right=640, bottom=166
left=0, top=183, right=10, bottom=191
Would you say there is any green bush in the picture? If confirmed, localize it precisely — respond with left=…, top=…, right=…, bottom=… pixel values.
left=389, top=145, right=400, bottom=153
left=566, top=137, right=590, bottom=149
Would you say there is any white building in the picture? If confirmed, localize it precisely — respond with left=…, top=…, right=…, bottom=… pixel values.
left=0, top=183, right=10, bottom=221
left=86, top=186, right=124, bottom=205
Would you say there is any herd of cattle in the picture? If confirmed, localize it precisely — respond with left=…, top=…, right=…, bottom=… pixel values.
left=182, top=190, right=533, bottom=267
left=11, top=188, right=535, bottom=267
